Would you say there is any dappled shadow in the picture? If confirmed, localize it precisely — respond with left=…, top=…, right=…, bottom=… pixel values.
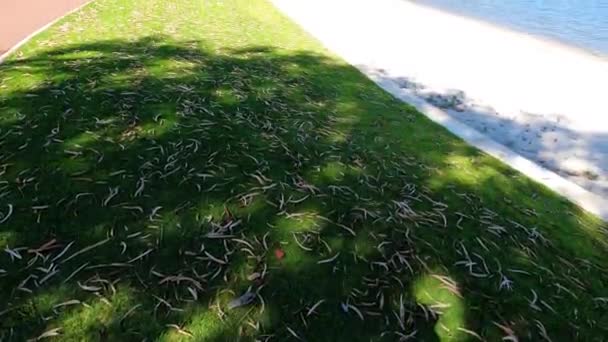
left=385, top=72, right=608, bottom=199
left=1, top=33, right=608, bottom=342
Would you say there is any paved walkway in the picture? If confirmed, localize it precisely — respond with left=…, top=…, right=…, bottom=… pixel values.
left=0, top=0, right=90, bottom=55
left=272, top=0, right=608, bottom=220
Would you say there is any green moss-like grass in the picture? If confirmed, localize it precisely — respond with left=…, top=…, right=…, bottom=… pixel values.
left=0, top=0, right=607, bottom=340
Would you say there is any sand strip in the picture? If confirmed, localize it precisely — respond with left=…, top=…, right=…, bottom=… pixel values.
left=272, top=0, right=608, bottom=220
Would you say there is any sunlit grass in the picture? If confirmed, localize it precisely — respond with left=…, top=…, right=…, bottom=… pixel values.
left=413, top=274, right=467, bottom=342
left=0, top=0, right=607, bottom=341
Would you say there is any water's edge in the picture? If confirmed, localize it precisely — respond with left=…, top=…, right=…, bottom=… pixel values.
left=411, top=0, right=608, bottom=59
left=271, top=0, right=608, bottom=220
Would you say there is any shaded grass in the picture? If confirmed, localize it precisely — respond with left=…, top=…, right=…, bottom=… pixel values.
left=0, top=0, right=607, bottom=340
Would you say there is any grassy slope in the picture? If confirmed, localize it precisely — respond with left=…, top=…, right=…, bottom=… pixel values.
left=0, top=0, right=607, bottom=340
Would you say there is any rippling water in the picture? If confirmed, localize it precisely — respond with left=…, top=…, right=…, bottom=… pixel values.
left=414, top=0, right=608, bottom=56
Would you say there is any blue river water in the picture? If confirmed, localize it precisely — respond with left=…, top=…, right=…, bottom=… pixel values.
left=413, top=0, right=608, bottom=56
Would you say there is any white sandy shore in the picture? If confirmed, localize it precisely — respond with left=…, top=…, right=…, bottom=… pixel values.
left=272, top=0, right=608, bottom=207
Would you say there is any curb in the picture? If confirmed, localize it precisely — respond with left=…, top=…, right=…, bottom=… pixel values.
left=2, top=0, right=606, bottom=222
left=271, top=0, right=607, bottom=222
left=0, top=0, right=96, bottom=64
left=369, top=72, right=608, bottom=221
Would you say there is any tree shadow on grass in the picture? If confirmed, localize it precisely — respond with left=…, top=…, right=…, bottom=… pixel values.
left=0, top=37, right=607, bottom=341
left=386, top=73, right=608, bottom=199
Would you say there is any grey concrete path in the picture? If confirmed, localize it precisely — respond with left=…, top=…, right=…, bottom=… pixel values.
left=272, top=0, right=608, bottom=220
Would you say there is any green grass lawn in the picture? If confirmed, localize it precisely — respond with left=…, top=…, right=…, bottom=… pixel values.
left=1, top=0, right=607, bottom=340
